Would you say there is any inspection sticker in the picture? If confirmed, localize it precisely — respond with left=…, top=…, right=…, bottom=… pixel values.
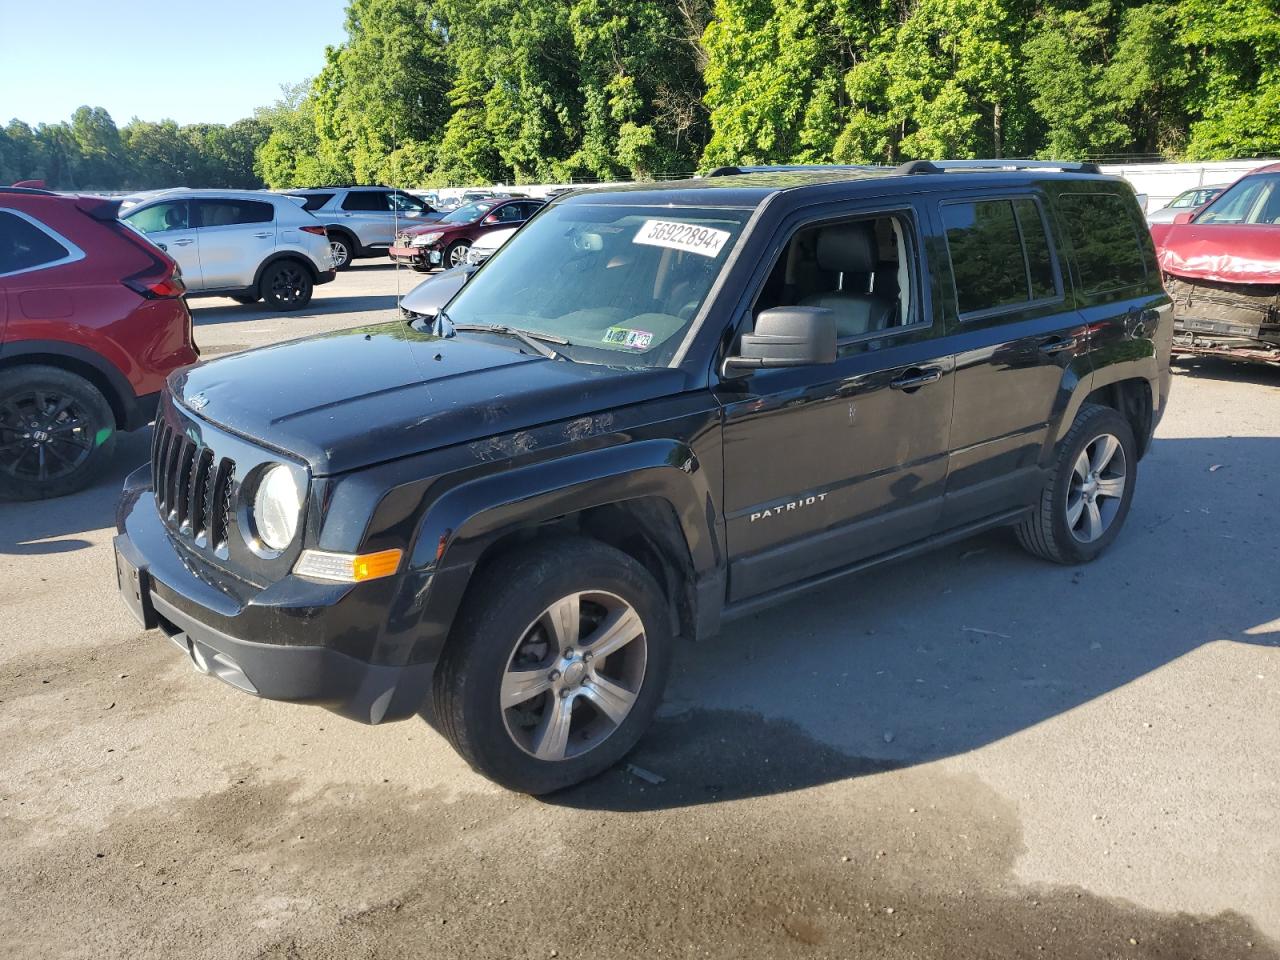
left=603, top=326, right=655, bottom=350
left=633, top=219, right=731, bottom=258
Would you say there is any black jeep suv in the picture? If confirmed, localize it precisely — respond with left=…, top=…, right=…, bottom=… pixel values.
left=114, top=161, right=1172, bottom=794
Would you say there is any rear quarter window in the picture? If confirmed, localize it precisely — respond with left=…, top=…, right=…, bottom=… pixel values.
left=0, top=210, right=73, bottom=277
left=1056, top=192, right=1148, bottom=295
left=291, top=193, right=333, bottom=212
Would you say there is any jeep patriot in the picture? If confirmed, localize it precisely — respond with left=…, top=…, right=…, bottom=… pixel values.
left=114, top=161, right=1172, bottom=793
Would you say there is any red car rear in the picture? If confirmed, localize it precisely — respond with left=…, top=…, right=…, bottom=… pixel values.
left=1150, top=163, right=1280, bottom=364
left=0, top=186, right=198, bottom=499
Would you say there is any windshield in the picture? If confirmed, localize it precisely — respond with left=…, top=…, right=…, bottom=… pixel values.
left=441, top=201, right=493, bottom=225
left=1196, top=174, right=1280, bottom=225
left=442, top=202, right=751, bottom=367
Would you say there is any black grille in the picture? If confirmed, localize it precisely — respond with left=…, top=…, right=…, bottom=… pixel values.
left=151, top=419, right=236, bottom=549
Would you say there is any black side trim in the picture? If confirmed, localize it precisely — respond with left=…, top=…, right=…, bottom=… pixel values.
left=722, top=507, right=1031, bottom=621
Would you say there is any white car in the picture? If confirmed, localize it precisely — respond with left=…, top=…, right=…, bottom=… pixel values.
left=463, top=226, right=517, bottom=265
left=121, top=190, right=335, bottom=310
left=1146, top=185, right=1230, bottom=225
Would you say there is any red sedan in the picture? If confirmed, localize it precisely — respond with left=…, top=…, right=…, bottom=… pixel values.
left=389, top=197, right=544, bottom=271
left=1, top=186, right=198, bottom=499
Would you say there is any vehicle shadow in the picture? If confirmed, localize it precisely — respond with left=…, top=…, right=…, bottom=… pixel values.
left=1172, top=355, right=1280, bottom=385
left=191, top=293, right=402, bottom=327
left=0, top=430, right=150, bottom=555
left=549, top=433, right=1280, bottom=811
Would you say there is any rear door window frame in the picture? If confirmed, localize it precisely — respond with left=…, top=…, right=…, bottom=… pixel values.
left=0, top=207, right=86, bottom=278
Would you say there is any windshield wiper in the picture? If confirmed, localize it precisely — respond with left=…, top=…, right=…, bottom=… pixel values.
left=446, top=320, right=568, bottom=361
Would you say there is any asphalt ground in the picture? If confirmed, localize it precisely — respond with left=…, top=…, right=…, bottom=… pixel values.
left=2, top=259, right=1277, bottom=959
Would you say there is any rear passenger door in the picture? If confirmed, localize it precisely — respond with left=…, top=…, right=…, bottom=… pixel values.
left=194, top=198, right=276, bottom=290
left=935, top=191, right=1090, bottom=529
left=338, top=190, right=393, bottom=249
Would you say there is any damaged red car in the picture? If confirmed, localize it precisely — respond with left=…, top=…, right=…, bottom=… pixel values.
left=1151, top=163, right=1280, bottom=365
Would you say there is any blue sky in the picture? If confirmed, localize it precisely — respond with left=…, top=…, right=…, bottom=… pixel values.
left=0, top=0, right=347, bottom=127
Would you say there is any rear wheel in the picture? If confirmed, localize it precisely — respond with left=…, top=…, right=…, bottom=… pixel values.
left=260, top=260, right=314, bottom=311
left=433, top=537, right=672, bottom=794
left=328, top=234, right=354, bottom=270
left=0, top=365, right=117, bottom=501
left=1016, top=403, right=1137, bottom=564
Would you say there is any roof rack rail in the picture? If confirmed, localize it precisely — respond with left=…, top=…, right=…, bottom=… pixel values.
left=894, top=159, right=1103, bottom=176
left=704, top=164, right=885, bottom=177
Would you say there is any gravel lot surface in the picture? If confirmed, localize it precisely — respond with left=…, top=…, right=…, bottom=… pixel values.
left=2, top=261, right=1277, bottom=959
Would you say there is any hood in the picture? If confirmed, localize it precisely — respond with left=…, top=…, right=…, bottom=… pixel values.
left=399, top=267, right=471, bottom=315
left=1153, top=223, right=1280, bottom=285
left=402, top=219, right=474, bottom=238
left=170, top=323, right=686, bottom=476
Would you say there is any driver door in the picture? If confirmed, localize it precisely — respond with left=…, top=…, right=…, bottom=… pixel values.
left=124, top=200, right=202, bottom=288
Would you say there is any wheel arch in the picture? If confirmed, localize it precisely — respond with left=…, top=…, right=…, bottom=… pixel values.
left=1083, top=376, right=1155, bottom=458
left=0, top=341, right=136, bottom=430
left=252, top=251, right=321, bottom=291
left=407, top=441, right=725, bottom=664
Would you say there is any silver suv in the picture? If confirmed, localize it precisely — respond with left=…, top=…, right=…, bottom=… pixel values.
left=281, top=186, right=439, bottom=269
left=121, top=190, right=335, bottom=311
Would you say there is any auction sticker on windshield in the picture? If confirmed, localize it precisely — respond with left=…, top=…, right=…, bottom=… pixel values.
left=634, top=219, right=731, bottom=258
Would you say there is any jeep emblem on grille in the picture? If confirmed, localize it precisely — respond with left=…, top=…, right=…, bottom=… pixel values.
left=187, top=393, right=209, bottom=411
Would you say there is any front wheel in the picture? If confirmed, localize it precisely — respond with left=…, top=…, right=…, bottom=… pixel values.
left=433, top=537, right=673, bottom=794
left=1016, top=403, right=1137, bottom=564
left=0, top=365, right=117, bottom=501
left=260, top=260, right=314, bottom=311
left=444, top=240, right=471, bottom=269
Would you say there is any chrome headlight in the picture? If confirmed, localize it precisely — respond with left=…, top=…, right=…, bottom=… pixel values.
left=251, top=464, right=304, bottom=551
left=414, top=232, right=444, bottom=246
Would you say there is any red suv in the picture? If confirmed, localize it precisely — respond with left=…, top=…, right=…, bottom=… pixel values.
left=0, top=187, right=198, bottom=500
left=389, top=198, right=544, bottom=270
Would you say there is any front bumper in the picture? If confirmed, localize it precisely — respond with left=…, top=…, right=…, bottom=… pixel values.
left=113, top=469, right=434, bottom=725
left=389, top=244, right=442, bottom=267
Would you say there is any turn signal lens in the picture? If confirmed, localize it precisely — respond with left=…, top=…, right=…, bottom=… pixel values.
left=294, top=548, right=403, bottom=583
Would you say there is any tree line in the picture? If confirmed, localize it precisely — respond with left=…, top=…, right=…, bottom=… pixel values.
left=5, top=0, right=1277, bottom=192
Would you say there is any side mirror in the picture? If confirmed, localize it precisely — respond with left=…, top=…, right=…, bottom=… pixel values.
left=1173, top=211, right=1195, bottom=225
left=723, top=307, right=837, bottom=374
left=405, top=210, right=421, bottom=218
left=483, top=214, right=500, bottom=224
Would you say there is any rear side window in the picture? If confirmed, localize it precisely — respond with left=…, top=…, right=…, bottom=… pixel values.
left=196, top=199, right=273, bottom=227
left=341, top=191, right=389, bottom=212
left=0, top=210, right=71, bottom=276
left=291, top=192, right=333, bottom=212
left=1056, top=193, right=1147, bottom=294
left=942, top=198, right=1061, bottom=317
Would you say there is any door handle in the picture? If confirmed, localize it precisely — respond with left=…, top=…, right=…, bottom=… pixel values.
left=1038, top=336, right=1077, bottom=355
left=890, top=367, right=943, bottom=391
left=171, top=238, right=194, bottom=246
left=252, top=232, right=272, bottom=238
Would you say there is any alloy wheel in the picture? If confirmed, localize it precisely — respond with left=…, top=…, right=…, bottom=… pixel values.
left=330, top=240, right=350, bottom=269
left=1066, top=433, right=1127, bottom=543
left=0, top=390, right=95, bottom=483
left=448, top=243, right=470, bottom=268
left=270, top=265, right=306, bottom=304
left=500, top=591, right=648, bottom=762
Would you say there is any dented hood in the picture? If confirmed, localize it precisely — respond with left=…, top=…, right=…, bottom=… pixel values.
left=1152, top=222, right=1280, bottom=285
left=169, top=322, right=684, bottom=475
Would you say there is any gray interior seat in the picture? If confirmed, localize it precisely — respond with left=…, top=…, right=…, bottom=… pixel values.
left=798, top=223, right=895, bottom=338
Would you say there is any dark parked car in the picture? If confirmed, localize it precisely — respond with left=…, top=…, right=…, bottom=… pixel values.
left=114, top=161, right=1171, bottom=794
left=1, top=187, right=198, bottom=499
left=389, top=198, right=544, bottom=270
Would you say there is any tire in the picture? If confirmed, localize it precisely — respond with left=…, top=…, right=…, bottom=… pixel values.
left=0, top=365, right=118, bottom=501
left=328, top=234, right=354, bottom=270
left=444, top=240, right=471, bottom=269
left=433, top=536, right=673, bottom=794
left=259, top=260, right=314, bottom=311
left=231, top=294, right=259, bottom=305
left=1015, top=402, right=1137, bottom=564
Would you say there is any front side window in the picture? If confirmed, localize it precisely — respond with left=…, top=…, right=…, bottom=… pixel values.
left=341, top=191, right=389, bottom=212
left=752, top=211, right=920, bottom=350
left=942, top=198, right=1060, bottom=317
left=1056, top=192, right=1148, bottom=294
left=442, top=203, right=751, bottom=367
left=125, top=200, right=189, bottom=234
left=1196, top=174, right=1280, bottom=225
left=196, top=199, right=273, bottom=227
left=0, top=210, right=71, bottom=276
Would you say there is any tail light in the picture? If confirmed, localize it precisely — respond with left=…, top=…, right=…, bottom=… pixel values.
left=300, top=225, right=328, bottom=237
left=125, top=261, right=186, bottom=299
